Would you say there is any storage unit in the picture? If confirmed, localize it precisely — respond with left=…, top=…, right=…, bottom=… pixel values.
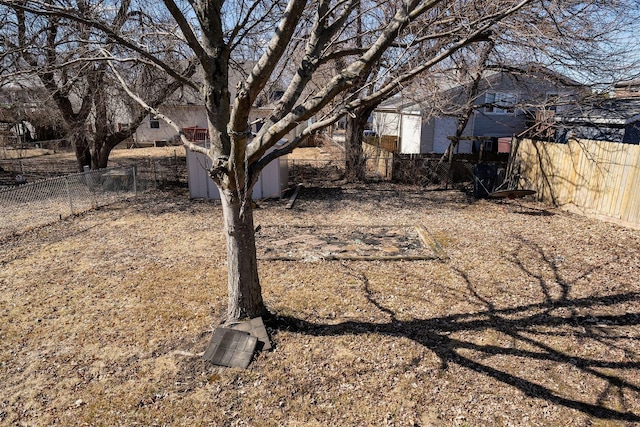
left=186, top=145, right=288, bottom=200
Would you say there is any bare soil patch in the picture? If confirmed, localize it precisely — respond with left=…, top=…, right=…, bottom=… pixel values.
left=1, top=176, right=640, bottom=425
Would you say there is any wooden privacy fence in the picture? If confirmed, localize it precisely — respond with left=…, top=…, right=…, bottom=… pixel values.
left=513, top=138, right=640, bottom=228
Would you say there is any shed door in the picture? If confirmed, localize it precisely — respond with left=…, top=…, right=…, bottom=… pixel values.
left=400, top=113, right=422, bottom=154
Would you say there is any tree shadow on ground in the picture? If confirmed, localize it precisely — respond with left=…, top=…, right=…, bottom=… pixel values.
left=487, top=201, right=556, bottom=216
left=296, top=185, right=345, bottom=202
left=267, top=239, right=640, bottom=422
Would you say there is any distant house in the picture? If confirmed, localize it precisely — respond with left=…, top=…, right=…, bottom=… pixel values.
left=133, top=61, right=296, bottom=147
left=0, top=108, right=18, bottom=144
left=553, top=98, right=640, bottom=144
left=0, top=78, right=57, bottom=145
left=612, top=79, right=640, bottom=98
left=373, top=66, right=583, bottom=155
left=134, top=104, right=209, bottom=147
left=134, top=104, right=307, bottom=146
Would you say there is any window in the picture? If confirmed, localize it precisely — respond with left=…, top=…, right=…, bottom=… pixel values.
left=544, top=93, right=560, bottom=111
left=484, top=92, right=517, bottom=114
left=545, top=92, right=575, bottom=112
left=149, top=115, right=160, bottom=129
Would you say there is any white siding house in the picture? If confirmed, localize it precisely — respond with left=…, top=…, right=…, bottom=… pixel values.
left=135, top=104, right=307, bottom=147
left=373, top=67, right=582, bottom=155
left=134, top=104, right=208, bottom=146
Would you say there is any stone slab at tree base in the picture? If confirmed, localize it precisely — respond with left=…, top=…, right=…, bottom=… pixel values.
left=203, top=328, right=258, bottom=369
left=228, top=316, right=272, bottom=351
left=203, top=317, right=272, bottom=369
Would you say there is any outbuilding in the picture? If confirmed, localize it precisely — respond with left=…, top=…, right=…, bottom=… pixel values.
left=186, top=143, right=289, bottom=200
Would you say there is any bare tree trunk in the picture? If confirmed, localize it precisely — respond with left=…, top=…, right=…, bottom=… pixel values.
left=220, top=189, right=267, bottom=321
left=93, top=144, right=111, bottom=169
left=344, top=103, right=378, bottom=182
left=344, top=0, right=367, bottom=183
left=72, top=133, right=92, bottom=172
left=344, top=112, right=367, bottom=182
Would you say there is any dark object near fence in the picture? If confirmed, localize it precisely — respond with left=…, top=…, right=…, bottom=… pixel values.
left=473, top=164, right=497, bottom=198
left=488, top=189, right=536, bottom=199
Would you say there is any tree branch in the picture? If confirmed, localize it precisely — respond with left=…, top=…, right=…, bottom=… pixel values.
left=0, top=0, right=199, bottom=91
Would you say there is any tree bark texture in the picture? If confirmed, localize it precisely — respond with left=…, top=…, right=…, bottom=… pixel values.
left=344, top=113, right=367, bottom=182
left=344, top=104, right=377, bottom=182
left=220, top=189, right=267, bottom=321
left=72, top=132, right=92, bottom=171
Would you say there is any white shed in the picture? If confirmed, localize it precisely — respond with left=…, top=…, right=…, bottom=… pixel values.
left=186, top=145, right=289, bottom=200
left=373, top=105, right=474, bottom=155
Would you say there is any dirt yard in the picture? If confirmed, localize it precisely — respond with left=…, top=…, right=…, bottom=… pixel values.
left=1, top=167, right=640, bottom=425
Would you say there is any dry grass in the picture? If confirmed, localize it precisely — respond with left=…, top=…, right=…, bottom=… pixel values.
left=0, top=148, right=57, bottom=159
left=2, top=170, right=640, bottom=426
left=0, top=146, right=187, bottom=161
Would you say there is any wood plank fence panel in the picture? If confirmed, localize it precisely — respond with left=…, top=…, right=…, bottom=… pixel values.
left=613, top=147, right=632, bottom=218
left=515, top=138, right=640, bottom=228
left=627, top=147, right=640, bottom=223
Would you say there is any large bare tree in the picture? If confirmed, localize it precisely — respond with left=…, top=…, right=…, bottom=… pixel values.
left=127, top=0, right=538, bottom=321
left=3, top=0, right=636, bottom=321
left=1, top=1, right=195, bottom=170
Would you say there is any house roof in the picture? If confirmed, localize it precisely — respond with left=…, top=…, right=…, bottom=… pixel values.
left=484, top=64, right=583, bottom=88
left=375, top=64, right=583, bottom=115
left=377, top=95, right=421, bottom=112
left=554, top=97, right=640, bottom=125
left=613, top=79, right=640, bottom=89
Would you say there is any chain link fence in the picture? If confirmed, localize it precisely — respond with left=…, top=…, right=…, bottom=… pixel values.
left=0, top=165, right=161, bottom=237
left=286, top=139, right=504, bottom=187
left=1, top=145, right=504, bottom=238
left=391, top=157, right=475, bottom=186
left=0, top=151, right=187, bottom=188
left=286, top=155, right=485, bottom=187
left=391, top=154, right=508, bottom=188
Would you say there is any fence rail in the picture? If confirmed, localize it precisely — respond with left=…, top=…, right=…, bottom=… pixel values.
left=0, top=164, right=165, bottom=237
left=513, top=137, right=640, bottom=228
